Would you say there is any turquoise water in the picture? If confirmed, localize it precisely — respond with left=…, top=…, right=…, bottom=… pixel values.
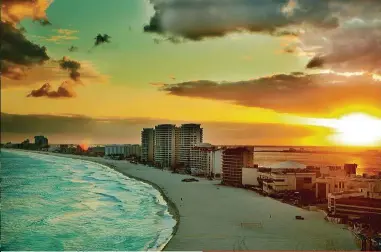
left=0, top=150, right=176, bottom=251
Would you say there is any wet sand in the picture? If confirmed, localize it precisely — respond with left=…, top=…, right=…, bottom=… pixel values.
left=34, top=152, right=358, bottom=251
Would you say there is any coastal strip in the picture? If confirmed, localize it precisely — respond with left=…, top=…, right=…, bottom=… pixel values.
left=103, top=164, right=180, bottom=251
left=7, top=150, right=358, bottom=251
left=3, top=149, right=179, bottom=251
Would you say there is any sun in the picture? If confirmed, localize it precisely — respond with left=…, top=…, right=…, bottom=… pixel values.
left=329, top=113, right=381, bottom=146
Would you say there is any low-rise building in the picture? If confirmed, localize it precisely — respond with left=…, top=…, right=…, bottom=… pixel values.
left=105, top=144, right=125, bottom=156
left=316, top=164, right=381, bottom=200
left=261, top=170, right=316, bottom=194
left=125, top=144, right=141, bottom=158
left=316, top=175, right=348, bottom=199
left=328, top=192, right=381, bottom=217
left=242, top=166, right=260, bottom=186
left=88, top=146, right=105, bottom=157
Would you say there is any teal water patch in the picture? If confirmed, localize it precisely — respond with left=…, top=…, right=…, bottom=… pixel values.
left=0, top=150, right=176, bottom=251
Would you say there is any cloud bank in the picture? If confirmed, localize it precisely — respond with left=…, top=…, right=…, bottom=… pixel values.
left=144, top=0, right=381, bottom=74
left=1, top=0, right=108, bottom=99
left=1, top=113, right=330, bottom=145
left=1, top=21, right=50, bottom=79
left=161, top=73, right=381, bottom=115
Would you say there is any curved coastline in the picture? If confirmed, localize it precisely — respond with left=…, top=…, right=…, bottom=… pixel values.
left=98, top=163, right=180, bottom=251
left=1, top=149, right=179, bottom=251
left=2, top=149, right=360, bottom=251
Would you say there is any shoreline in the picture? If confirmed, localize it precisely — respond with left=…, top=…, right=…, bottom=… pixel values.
left=104, top=165, right=181, bottom=251
left=2, top=149, right=179, bottom=251
left=2, top=149, right=360, bottom=251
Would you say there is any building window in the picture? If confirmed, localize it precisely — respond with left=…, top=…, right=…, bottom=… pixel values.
left=303, top=177, right=312, bottom=183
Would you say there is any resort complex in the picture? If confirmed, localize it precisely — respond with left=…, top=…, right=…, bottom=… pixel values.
left=2, top=127, right=381, bottom=250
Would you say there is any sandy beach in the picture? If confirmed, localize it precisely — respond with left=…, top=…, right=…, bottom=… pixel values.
left=29, top=152, right=358, bottom=251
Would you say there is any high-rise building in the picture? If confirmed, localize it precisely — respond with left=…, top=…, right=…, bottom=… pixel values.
left=178, top=124, right=203, bottom=168
left=154, top=124, right=177, bottom=168
left=34, top=135, right=48, bottom=148
left=141, top=128, right=155, bottom=162
left=222, top=146, right=254, bottom=186
left=190, top=143, right=222, bottom=178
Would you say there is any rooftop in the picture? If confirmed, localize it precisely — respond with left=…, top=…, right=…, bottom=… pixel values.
left=336, top=197, right=381, bottom=208
left=269, top=161, right=306, bottom=169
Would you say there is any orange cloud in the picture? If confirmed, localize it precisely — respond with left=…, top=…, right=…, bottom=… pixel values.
left=1, top=0, right=53, bottom=25
left=161, top=72, right=381, bottom=116
left=2, top=60, right=109, bottom=89
left=45, top=29, right=79, bottom=43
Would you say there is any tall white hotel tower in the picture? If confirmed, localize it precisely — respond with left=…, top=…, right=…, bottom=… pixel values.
left=154, top=124, right=178, bottom=168
left=178, top=124, right=203, bottom=168
left=141, top=128, right=155, bottom=163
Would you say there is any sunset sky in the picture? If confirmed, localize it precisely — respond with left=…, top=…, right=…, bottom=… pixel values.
left=1, top=0, right=381, bottom=146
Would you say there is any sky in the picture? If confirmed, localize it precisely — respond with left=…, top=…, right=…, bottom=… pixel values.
left=1, top=0, right=381, bottom=146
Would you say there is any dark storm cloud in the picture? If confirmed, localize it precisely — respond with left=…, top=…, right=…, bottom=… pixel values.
left=1, top=0, right=52, bottom=80
left=305, top=18, right=381, bottom=74
left=144, top=0, right=375, bottom=41
left=0, top=21, right=50, bottom=79
left=306, top=56, right=324, bottom=69
left=27, top=82, right=75, bottom=98
left=58, top=57, right=81, bottom=82
left=1, top=113, right=329, bottom=145
left=161, top=73, right=381, bottom=115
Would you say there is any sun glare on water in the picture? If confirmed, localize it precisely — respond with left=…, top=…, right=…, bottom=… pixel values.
left=329, top=113, right=381, bottom=146
left=307, top=113, right=381, bottom=146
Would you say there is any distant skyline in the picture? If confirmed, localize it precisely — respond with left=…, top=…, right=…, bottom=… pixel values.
left=1, top=0, right=381, bottom=147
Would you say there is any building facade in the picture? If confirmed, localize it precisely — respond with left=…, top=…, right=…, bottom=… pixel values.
left=315, top=164, right=381, bottom=200
left=34, top=135, right=48, bottom=148
left=328, top=192, right=381, bottom=217
left=125, top=144, right=141, bottom=158
left=190, top=143, right=222, bottom=178
left=222, top=146, right=254, bottom=186
left=154, top=124, right=177, bottom=168
left=105, top=144, right=125, bottom=156
left=262, top=171, right=316, bottom=194
left=178, top=124, right=203, bottom=168
left=242, top=167, right=260, bottom=186
left=141, top=128, right=155, bottom=162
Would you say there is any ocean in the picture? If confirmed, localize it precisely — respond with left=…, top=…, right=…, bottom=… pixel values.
left=254, top=146, right=381, bottom=175
left=0, top=150, right=176, bottom=251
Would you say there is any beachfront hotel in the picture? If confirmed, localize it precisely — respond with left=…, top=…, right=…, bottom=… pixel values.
left=34, top=135, right=48, bottom=148
left=141, top=128, right=155, bottom=162
left=125, top=144, right=141, bottom=158
left=222, top=146, right=254, bottom=186
left=105, top=144, right=141, bottom=158
left=154, top=124, right=178, bottom=168
left=178, top=124, right=203, bottom=168
left=105, top=144, right=126, bottom=156
left=189, top=143, right=223, bottom=178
